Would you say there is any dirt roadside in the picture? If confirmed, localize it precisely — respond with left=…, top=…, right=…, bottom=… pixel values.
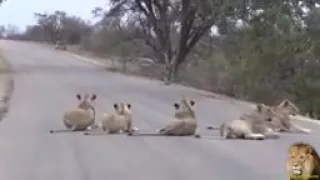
left=63, top=46, right=264, bottom=108
left=0, top=50, right=14, bottom=121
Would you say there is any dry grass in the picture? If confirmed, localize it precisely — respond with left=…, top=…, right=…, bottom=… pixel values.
left=67, top=45, right=231, bottom=93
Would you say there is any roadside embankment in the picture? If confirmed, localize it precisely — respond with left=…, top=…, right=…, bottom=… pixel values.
left=0, top=50, right=14, bottom=121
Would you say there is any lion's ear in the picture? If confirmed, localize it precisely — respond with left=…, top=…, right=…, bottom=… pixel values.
left=113, top=103, right=119, bottom=110
left=305, top=146, right=313, bottom=154
left=91, top=94, right=97, bottom=101
left=174, top=103, right=180, bottom=109
left=279, top=99, right=290, bottom=108
left=283, top=99, right=290, bottom=107
left=256, top=104, right=265, bottom=112
left=76, top=94, right=81, bottom=100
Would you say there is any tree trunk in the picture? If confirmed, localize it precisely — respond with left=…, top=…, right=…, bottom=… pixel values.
left=163, top=63, right=178, bottom=85
left=162, top=50, right=188, bottom=85
left=162, top=52, right=178, bottom=85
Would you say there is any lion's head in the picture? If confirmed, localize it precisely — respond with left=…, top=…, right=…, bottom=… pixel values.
left=286, top=142, right=316, bottom=178
left=278, top=99, right=300, bottom=116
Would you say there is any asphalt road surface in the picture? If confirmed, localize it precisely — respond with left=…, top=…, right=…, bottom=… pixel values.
left=0, top=40, right=319, bottom=180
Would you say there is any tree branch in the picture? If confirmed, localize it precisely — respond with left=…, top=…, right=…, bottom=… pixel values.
left=157, top=0, right=172, bottom=61
left=135, top=0, right=167, bottom=48
left=135, top=0, right=158, bottom=29
left=136, top=14, right=158, bottom=52
left=186, top=17, right=215, bottom=54
left=178, top=0, right=196, bottom=56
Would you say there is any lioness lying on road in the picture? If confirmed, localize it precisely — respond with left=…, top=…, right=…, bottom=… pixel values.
left=50, top=93, right=97, bottom=134
left=207, top=99, right=311, bottom=136
left=128, top=99, right=201, bottom=138
left=266, top=99, right=311, bottom=134
left=219, top=104, right=280, bottom=140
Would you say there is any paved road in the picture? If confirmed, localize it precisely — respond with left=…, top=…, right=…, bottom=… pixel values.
left=0, top=40, right=319, bottom=180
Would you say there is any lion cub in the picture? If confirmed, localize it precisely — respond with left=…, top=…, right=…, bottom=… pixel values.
left=49, top=93, right=97, bottom=134
left=84, top=103, right=137, bottom=135
left=286, top=142, right=320, bottom=180
left=219, top=104, right=280, bottom=140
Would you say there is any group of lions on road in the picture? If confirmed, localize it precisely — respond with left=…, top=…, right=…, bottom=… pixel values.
left=212, top=99, right=311, bottom=140
left=49, top=93, right=319, bottom=179
left=49, top=93, right=312, bottom=140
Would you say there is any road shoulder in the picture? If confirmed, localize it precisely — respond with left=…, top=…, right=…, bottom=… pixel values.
left=0, top=50, right=14, bottom=121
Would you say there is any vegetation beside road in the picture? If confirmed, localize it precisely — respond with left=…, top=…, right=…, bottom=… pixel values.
left=2, top=0, right=319, bottom=119
left=0, top=50, right=14, bottom=120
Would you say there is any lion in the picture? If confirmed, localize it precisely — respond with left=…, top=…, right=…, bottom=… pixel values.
left=158, top=99, right=199, bottom=137
left=128, top=99, right=201, bottom=138
left=269, top=99, right=311, bottom=134
left=84, top=102, right=138, bottom=135
left=50, top=93, right=97, bottom=134
left=219, top=104, right=280, bottom=140
left=277, top=99, right=301, bottom=116
left=208, top=99, right=311, bottom=134
left=286, top=142, right=320, bottom=180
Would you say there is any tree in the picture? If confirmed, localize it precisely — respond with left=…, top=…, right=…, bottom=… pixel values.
left=62, top=15, right=92, bottom=44
left=34, top=12, right=61, bottom=43
left=103, top=0, right=233, bottom=84
left=217, top=0, right=320, bottom=116
left=33, top=11, right=91, bottom=44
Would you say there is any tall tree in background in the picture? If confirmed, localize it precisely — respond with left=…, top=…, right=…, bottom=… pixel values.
left=33, top=11, right=91, bottom=44
left=34, top=12, right=62, bottom=43
left=103, top=0, right=233, bottom=84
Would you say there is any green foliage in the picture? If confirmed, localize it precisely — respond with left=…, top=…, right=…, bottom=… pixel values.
left=216, top=5, right=320, bottom=116
left=24, top=11, right=92, bottom=43
left=85, top=1, right=320, bottom=117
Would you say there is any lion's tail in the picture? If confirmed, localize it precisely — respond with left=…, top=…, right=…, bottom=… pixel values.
left=86, top=123, right=102, bottom=131
left=220, top=122, right=230, bottom=138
